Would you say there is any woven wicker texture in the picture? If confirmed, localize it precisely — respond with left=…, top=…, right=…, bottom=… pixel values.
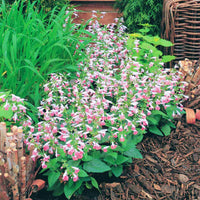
left=161, top=0, right=200, bottom=63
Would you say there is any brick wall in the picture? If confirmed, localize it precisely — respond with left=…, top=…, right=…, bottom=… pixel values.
left=70, top=0, right=121, bottom=24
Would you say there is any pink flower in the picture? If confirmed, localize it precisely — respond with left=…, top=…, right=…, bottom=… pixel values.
left=155, top=105, right=160, bottom=110
left=43, top=143, right=49, bottom=151
left=18, top=104, right=26, bottom=113
left=12, top=104, right=17, bottom=111
left=118, top=126, right=123, bottom=132
left=73, top=174, right=79, bottom=182
left=103, top=146, right=109, bottom=152
left=120, top=135, right=125, bottom=142
left=52, top=126, right=57, bottom=134
left=120, top=114, right=125, bottom=120
left=72, top=167, right=80, bottom=174
left=111, top=142, right=117, bottom=149
left=68, top=148, right=74, bottom=155
left=133, top=130, right=138, bottom=135
left=43, top=154, right=50, bottom=162
left=63, top=171, right=69, bottom=182
left=4, top=101, right=10, bottom=110
left=42, top=162, right=47, bottom=169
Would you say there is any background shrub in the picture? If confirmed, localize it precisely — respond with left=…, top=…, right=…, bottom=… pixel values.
left=114, top=0, right=163, bottom=35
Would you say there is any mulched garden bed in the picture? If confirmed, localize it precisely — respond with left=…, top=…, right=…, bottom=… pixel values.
left=31, top=116, right=200, bottom=200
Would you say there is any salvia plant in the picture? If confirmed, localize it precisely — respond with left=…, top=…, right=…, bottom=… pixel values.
left=20, top=15, right=188, bottom=199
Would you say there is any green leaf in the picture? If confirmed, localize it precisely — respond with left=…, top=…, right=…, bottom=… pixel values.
left=149, top=125, right=163, bottom=136
left=64, top=180, right=83, bottom=199
left=103, top=156, right=116, bottom=165
left=161, top=124, right=171, bottom=136
left=161, top=55, right=176, bottom=63
left=48, top=171, right=60, bottom=188
left=111, top=165, right=123, bottom=177
left=165, top=120, right=176, bottom=128
left=85, top=182, right=92, bottom=189
left=106, top=151, right=118, bottom=159
left=116, top=155, right=129, bottom=165
left=152, top=110, right=168, bottom=118
left=159, top=39, right=174, bottom=47
left=78, top=169, right=88, bottom=178
left=83, top=159, right=111, bottom=173
left=46, top=158, right=60, bottom=170
left=124, top=146, right=143, bottom=159
left=52, top=183, right=64, bottom=197
left=146, top=116, right=159, bottom=125
left=82, top=154, right=93, bottom=162
left=166, top=105, right=176, bottom=119
left=90, top=177, right=99, bottom=190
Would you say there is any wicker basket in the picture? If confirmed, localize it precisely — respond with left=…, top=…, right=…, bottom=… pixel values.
left=161, top=0, right=200, bottom=64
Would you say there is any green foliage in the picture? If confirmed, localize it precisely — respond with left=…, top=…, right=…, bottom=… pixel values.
left=114, top=0, right=163, bottom=34
left=0, top=0, right=94, bottom=107
left=147, top=109, right=177, bottom=136
left=127, top=28, right=175, bottom=69
left=4, top=0, right=70, bottom=12
left=127, top=30, right=185, bottom=137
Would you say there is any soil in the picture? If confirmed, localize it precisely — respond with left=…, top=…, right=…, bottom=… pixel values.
left=31, top=115, right=200, bottom=200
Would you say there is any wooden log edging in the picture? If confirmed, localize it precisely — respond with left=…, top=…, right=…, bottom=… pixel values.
left=0, top=122, right=37, bottom=200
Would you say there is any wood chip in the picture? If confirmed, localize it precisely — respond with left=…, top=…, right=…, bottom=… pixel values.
left=178, top=174, right=189, bottom=183
left=161, top=184, right=175, bottom=194
left=153, top=183, right=161, bottom=191
left=193, top=184, right=200, bottom=190
left=145, top=155, right=158, bottom=164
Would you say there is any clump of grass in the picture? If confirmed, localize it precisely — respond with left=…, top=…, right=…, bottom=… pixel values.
left=0, top=0, right=94, bottom=106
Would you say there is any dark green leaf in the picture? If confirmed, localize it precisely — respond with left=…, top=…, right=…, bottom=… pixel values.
left=48, top=171, right=60, bottom=188
left=146, top=116, right=159, bottom=125
left=161, top=124, right=171, bottom=136
left=64, top=180, right=83, bottom=199
left=116, top=155, right=129, bottom=165
left=111, top=165, right=123, bottom=177
left=124, top=146, right=143, bottom=159
left=90, top=177, right=99, bottom=190
left=78, top=169, right=88, bottom=178
left=149, top=125, right=163, bottom=136
left=83, top=159, right=111, bottom=173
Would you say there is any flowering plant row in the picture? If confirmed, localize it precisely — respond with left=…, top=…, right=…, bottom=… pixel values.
left=0, top=17, right=187, bottom=199
left=22, top=17, right=187, bottom=198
